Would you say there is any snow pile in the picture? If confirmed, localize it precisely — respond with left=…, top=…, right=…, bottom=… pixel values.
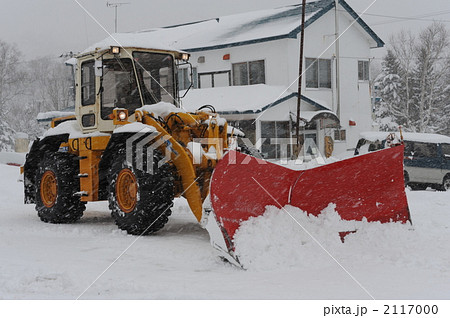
left=233, top=199, right=450, bottom=272
left=137, top=102, right=185, bottom=118
left=113, top=122, right=156, bottom=134
left=43, top=120, right=110, bottom=139
left=0, top=152, right=26, bottom=166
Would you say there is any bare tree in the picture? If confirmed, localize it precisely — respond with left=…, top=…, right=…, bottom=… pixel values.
left=389, top=31, right=416, bottom=129
left=0, top=40, right=26, bottom=115
left=412, top=22, right=450, bottom=133
left=377, top=23, right=450, bottom=133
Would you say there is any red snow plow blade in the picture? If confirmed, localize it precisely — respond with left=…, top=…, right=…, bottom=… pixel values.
left=208, top=145, right=410, bottom=264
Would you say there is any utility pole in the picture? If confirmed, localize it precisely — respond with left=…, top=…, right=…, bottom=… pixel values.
left=334, top=0, right=341, bottom=120
left=295, top=0, right=307, bottom=157
left=107, top=2, right=130, bottom=33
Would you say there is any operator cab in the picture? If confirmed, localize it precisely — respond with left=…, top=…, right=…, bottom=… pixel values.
left=75, top=46, right=189, bottom=133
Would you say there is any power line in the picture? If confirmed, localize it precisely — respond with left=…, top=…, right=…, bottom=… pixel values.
left=337, top=8, right=450, bottom=25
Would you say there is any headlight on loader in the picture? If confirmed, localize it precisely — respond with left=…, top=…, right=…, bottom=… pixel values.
left=113, top=109, right=129, bottom=125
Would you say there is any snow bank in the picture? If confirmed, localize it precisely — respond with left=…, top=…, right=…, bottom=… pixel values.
left=234, top=197, right=450, bottom=272
left=0, top=152, right=26, bottom=166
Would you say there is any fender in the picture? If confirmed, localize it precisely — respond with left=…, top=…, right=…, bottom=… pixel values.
left=23, top=134, right=69, bottom=203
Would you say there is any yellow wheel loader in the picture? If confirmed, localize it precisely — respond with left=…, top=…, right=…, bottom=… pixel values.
left=23, top=45, right=410, bottom=267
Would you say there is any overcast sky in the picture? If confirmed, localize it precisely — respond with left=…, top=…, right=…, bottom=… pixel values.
left=1, top=0, right=450, bottom=60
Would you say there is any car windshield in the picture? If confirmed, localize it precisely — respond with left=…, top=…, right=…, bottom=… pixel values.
left=132, top=51, right=175, bottom=106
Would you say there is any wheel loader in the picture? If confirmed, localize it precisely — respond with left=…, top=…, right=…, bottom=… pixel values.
left=23, top=45, right=411, bottom=267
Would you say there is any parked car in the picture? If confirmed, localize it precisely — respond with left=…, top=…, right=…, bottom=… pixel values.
left=355, top=132, right=450, bottom=191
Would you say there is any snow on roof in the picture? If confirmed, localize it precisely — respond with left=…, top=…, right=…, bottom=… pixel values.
left=64, top=57, right=77, bottom=66
left=83, top=0, right=382, bottom=55
left=81, top=32, right=185, bottom=55
left=149, top=1, right=327, bottom=51
left=180, top=85, right=295, bottom=114
left=180, top=84, right=332, bottom=115
left=360, top=131, right=450, bottom=144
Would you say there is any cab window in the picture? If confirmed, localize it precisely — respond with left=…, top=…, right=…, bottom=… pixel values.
left=101, top=58, right=141, bottom=119
left=133, top=52, right=175, bottom=105
left=81, top=61, right=95, bottom=106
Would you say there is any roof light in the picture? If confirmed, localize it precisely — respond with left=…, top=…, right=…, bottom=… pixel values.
left=111, top=46, right=120, bottom=54
left=181, top=53, right=190, bottom=61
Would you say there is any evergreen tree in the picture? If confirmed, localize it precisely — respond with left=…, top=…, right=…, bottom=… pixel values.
left=375, top=49, right=403, bottom=131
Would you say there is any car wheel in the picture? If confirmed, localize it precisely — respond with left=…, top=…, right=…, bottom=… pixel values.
left=409, top=183, right=428, bottom=191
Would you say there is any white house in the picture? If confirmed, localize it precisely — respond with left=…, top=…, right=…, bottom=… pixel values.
left=63, top=0, right=384, bottom=158
left=146, top=0, right=383, bottom=157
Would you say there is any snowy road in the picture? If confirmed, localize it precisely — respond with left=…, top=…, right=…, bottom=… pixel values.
left=0, top=163, right=449, bottom=299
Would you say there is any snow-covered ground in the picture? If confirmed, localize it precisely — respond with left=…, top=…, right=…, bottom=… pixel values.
left=0, top=161, right=449, bottom=299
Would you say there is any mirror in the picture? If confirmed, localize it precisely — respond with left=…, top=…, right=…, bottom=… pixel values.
left=95, top=60, right=103, bottom=77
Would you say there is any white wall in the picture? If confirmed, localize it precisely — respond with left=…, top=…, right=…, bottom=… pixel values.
left=186, top=4, right=382, bottom=156
left=188, top=40, right=290, bottom=87
left=287, top=7, right=379, bottom=154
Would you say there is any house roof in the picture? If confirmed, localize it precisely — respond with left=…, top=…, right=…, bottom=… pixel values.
left=86, top=0, right=383, bottom=54
left=180, top=85, right=329, bottom=115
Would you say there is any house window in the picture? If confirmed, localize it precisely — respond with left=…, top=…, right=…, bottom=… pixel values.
left=178, top=67, right=198, bottom=90
left=334, top=129, right=346, bottom=141
left=261, top=121, right=290, bottom=159
left=305, top=58, right=331, bottom=89
left=198, top=71, right=231, bottom=88
left=232, top=60, right=265, bottom=86
left=81, top=61, right=95, bottom=106
left=227, top=120, right=256, bottom=144
left=358, top=60, right=370, bottom=81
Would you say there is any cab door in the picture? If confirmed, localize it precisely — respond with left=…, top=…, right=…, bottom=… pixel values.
left=76, top=59, right=99, bottom=132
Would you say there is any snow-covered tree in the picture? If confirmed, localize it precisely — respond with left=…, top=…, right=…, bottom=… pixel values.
left=374, top=49, right=403, bottom=131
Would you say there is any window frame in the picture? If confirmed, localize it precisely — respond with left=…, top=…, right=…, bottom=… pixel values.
left=334, top=129, right=347, bottom=142
left=358, top=60, right=370, bottom=81
left=81, top=60, right=96, bottom=106
left=305, top=58, right=332, bottom=89
left=198, top=70, right=231, bottom=88
left=232, top=60, right=266, bottom=86
left=261, top=120, right=291, bottom=159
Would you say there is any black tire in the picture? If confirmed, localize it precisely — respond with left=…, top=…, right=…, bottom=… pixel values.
left=409, top=183, right=428, bottom=191
left=437, top=176, right=450, bottom=192
left=35, top=152, right=86, bottom=223
left=108, top=149, right=174, bottom=235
